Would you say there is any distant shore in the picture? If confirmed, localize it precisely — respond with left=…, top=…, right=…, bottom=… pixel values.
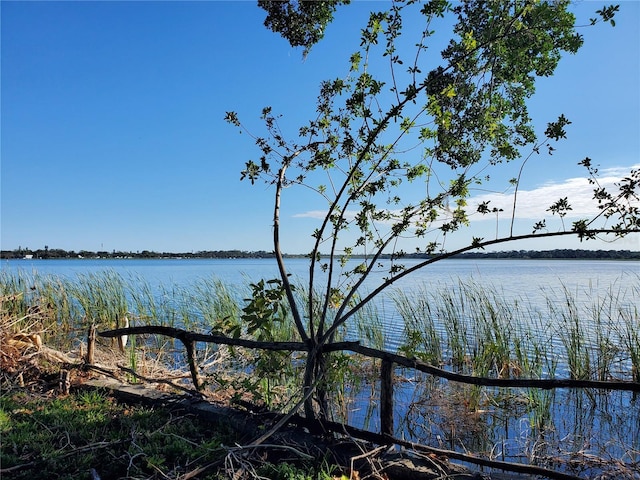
left=2, top=248, right=639, bottom=261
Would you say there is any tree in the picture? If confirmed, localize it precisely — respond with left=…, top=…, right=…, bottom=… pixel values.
left=227, top=0, right=637, bottom=422
left=258, top=0, right=349, bottom=58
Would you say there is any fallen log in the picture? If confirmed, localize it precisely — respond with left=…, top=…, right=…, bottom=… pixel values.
left=79, top=378, right=560, bottom=479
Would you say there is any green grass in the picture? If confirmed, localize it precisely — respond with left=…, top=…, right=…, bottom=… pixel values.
left=0, top=388, right=234, bottom=480
left=0, top=385, right=344, bottom=480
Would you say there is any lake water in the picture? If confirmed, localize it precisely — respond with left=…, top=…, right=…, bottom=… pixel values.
left=3, top=256, right=637, bottom=300
left=2, top=257, right=639, bottom=474
left=3, top=256, right=638, bottom=340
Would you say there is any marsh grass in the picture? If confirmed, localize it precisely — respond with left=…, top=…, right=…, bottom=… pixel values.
left=394, top=287, right=442, bottom=364
left=395, top=277, right=638, bottom=385
left=3, top=268, right=638, bottom=387
left=189, top=277, right=242, bottom=331
left=551, top=286, right=592, bottom=381
left=390, top=276, right=639, bottom=477
left=75, top=270, right=128, bottom=323
left=0, top=270, right=239, bottom=387
left=353, top=296, right=386, bottom=351
left=612, top=280, right=640, bottom=383
left=2, top=268, right=638, bottom=478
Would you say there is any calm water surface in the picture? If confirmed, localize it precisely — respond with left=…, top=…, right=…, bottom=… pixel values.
left=3, top=256, right=637, bottom=294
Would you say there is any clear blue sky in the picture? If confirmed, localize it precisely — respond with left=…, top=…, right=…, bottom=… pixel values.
left=2, top=1, right=639, bottom=254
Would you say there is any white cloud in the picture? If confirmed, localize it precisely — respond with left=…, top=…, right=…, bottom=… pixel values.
left=292, top=210, right=331, bottom=219
left=470, top=164, right=639, bottom=220
left=290, top=165, right=639, bottom=231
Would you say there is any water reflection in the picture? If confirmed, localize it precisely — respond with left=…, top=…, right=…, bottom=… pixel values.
left=344, top=367, right=639, bottom=477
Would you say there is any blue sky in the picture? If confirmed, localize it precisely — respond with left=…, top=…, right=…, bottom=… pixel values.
left=2, top=1, right=639, bottom=254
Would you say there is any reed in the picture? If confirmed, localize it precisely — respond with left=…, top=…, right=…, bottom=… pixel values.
left=69, top=270, right=129, bottom=330
left=353, top=293, right=386, bottom=351
left=465, top=283, right=514, bottom=378
left=394, top=287, right=442, bottom=364
left=187, top=276, right=242, bottom=334
left=42, top=277, right=75, bottom=331
left=396, top=280, right=521, bottom=379
left=613, top=278, right=640, bottom=383
left=540, top=279, right=640, bottom=383
left=0, top=270, right=79, bottom=349
left=128, top=275, right=159, bottom=324
left=588, top=283, right=621, bottom=382
left=526, top=386, right=555, bottom=433
left=0, top=270, right=34, bottom=320
left=437, top=285, right=470, bottom=371
left=1, top=271, right=49, bottom=324
left=3, top=268, right=638, bottom=405
left=546, top=286, right=590, bottom=381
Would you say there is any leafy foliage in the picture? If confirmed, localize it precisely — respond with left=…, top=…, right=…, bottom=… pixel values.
left=242, top=278, right=292, bottom=341
left=227, top=0, right=636, bottom=419
left=258, top=0, right=349, bottom=57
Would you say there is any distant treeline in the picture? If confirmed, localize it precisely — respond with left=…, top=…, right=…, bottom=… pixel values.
left=442, top=249, right=640, bottom=260
left=2, top=247, right=639, bottom=260
left=0, top=248, right=280, bottom=260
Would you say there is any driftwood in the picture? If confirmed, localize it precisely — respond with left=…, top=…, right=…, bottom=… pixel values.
left=100, top=325, right=640, bottom=393
left=87, top=324, right=96, bottom=365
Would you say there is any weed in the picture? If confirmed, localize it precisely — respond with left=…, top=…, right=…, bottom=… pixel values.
left=255, top=457, right=338, bottom=480
left=0, top=388, right=234, bottom=480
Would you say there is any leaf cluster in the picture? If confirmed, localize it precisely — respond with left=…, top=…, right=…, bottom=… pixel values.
left=241, top=278, right=293, bottom=341
left=258, top=0, right=350, bottom=57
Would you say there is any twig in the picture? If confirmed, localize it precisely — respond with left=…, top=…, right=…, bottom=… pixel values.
left=0, top=462, right=36, bottom=474
left=0, top=441, right=122, bottom=475
left=349, top=444, right=389, bottom=480
left=233, top=443, right=315, bottom=461
left=86, top=364, right=201, bottom=396
left=177, top=461, right=220, bottom=480
left=248, top=372, right=320, bottom=447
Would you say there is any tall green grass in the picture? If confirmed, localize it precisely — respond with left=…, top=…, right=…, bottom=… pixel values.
left=4, top=269, right=638, bottom=384
left=394, top=286, right=442, bottom=365
left=3, top=268, right=638, bottom=411
left=602, top=276, right=640, bottom=383
left=69, top=270, right=128, bottom=328
left=395, top=277, right=638, bottom=384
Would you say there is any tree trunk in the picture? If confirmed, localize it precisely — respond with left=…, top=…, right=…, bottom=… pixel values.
left=302, top=346, right=329, bottom=425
